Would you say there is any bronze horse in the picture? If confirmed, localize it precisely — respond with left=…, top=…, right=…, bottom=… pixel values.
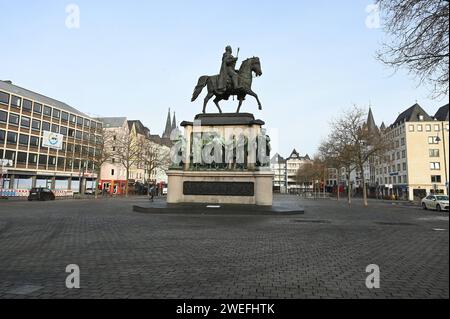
left=191, top=57, right=263, bottom=113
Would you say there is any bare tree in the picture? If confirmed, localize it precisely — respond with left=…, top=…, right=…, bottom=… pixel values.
left=141, top=139, right=170, bottom=184
left=332, top=106, right=391, bottom=206
left=376, top=0, right=449, bottom=97
left=319, top=140, right=357, bottom=205
left=296, top=157, right=326, bottom=197
left=92, top=128, right=114, bottom=199
left=114, top=129, right=144, bottom=197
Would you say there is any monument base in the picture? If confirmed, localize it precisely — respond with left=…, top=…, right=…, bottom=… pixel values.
left=167, top=170, right=273, bottom=206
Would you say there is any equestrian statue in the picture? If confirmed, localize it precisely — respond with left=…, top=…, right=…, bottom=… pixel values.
left=191, top=46, right=263, bottom=114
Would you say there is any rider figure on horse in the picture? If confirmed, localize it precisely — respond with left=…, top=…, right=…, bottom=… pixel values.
left=218, top=46, right=242, bottom=91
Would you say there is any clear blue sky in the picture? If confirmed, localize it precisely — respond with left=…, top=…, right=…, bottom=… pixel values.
left=1, top=0, right=447, bottom=157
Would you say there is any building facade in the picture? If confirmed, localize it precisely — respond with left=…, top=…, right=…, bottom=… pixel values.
left=0, top=80, right=103, bottom=196
left=270, top=153, right=287, bottom=193
left=375, top=103, right=449, bottom=201
left=285, top=149, right=313, bottom=193
left=98, top=117, right=171, bottom=195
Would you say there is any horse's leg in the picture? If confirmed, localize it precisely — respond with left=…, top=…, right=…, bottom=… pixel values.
left=213, top=97, right=223, bottom=114
left=247, top=90, right=262, bottom=110
left=236, top=99, right=243, bottom=113
left=203, top=92, right=214, bottom=113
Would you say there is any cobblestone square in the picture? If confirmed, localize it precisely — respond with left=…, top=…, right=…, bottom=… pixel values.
left=0, top=195, right=448, bottom=299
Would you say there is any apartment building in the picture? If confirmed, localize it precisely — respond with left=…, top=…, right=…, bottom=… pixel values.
left=98, top=117, right=171, bottom=195
left=270, top=153, right=287, bottom=193
left=375, top=103, right=449, bottom=201
left=0, top=80, right=103, bottom=195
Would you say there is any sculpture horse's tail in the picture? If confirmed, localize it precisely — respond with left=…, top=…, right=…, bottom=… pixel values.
left=191, top=76, right=209, bottom=102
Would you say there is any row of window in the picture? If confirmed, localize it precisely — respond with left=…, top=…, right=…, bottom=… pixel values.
left=1, top=130, right=100, bottom=155
left=378, top=175, right=408, bottom=185
left=0, top=112, right=101, bottom=143
left=0, top=90, right=102, bottom=130
left=0, top=149, right=96, bottom=170
left=408, top=123, right=448, bottom=133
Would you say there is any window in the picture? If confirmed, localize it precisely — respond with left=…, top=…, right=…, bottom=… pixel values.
left=20, top=116, right=30, bottom=128
left=428, top=136, right=439, bottom=144
left=84, top=119, right=90, bottom=128
left=7, top=131, right=17, bottom=144
left=43, top=105, right=52, bottom=116
left=429, top=149, right=440, bottom=157
left=17, top=152, right=27, bottom=164
left=39, top=155, right=47, bottom=165
left=10, top=95, right=21, bottom=108
left=409, top=125, right=414, bottom=132
left=395, top=140, right=400, bottom=148
left=111, top=169, right=115, bottom=176
left=28, top=153, right=38, bottom=165
left=67, top=144, right=74, bottom=152
left=74, top=145, right=81, bottom=154
left=68, top=128, right=75, bottom=137
left=48, top=156, right=56, bottom=166
left=8, top=113, right=19, bottom=125
left=417, top=125, right=423, bottom=132
left=70, top=114, right=76, bottom=123
left=61, top=112, right=69, bottom=121
left=0, top=130, right=5, bottom=143
left=402, top=150, right=406, bottom=158
left=434, top=124, right=440, bottom=132
left=51, top=124, right=59, bottom=133
left=398, top=176, right=402, bottom=183
left=0, top=91, right=10, bottom=105
left=33, top=103, right=42, bottom=114
left=42, top=121, right=50, bottom=132
left=431, top=175, right=442, bottom=183
left=0, top=110, right=7, bottom=123
left=57, top=157, right=65, bottom=168
left=426, top=125, right=431, bottom=132
left=60, top=126, right=68, bottom=136
left=31, top=119, right=41, bottom=131
left=401, top=138, right=405, bottom=146
left=77, top=117, right=83, bottom=126
left=5, top=150, right=16, bottom=163
left=23, top=99, right=32, bottom=111
left=52, top=109, right=60, bottom=119
left=30, top=136, right=39, bottom=147
left=430, top=162, right=441, bottom=170
left=75, top=130, right=82, bottom=140
left=396, top=152, right=400, bottom=160
left=19, top=134, right=29, bottom=146
left=83, top=132, right=89, bottom=141
left=403, top=163, right=407, bottom=171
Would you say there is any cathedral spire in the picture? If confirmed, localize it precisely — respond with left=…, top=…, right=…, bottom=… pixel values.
left=163, top=108, right=172, bottom=139
left=172, top=111, right=177, bottom=130
left=367, top=107, right=378, bottom=133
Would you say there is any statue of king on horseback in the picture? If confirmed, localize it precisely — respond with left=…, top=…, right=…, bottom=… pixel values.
left=191, top=46, right=263, bottom=114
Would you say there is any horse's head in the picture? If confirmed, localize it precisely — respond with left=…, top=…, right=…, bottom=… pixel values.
left=240, top=57, right=263, bottom=77
left=251, top=57, right=263, bottom=77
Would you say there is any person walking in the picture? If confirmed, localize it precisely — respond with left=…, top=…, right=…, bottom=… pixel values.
left=149, top=184, right=155, bottom=202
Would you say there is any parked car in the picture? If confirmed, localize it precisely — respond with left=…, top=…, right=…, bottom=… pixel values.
left=421, top=195, right=449, bottom=212
left=84, top=188, right=95, bottom=195
left=28, top=188, right=56, bottom=201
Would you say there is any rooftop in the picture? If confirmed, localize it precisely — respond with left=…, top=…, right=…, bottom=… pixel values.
left=0, top=80, right=93, bottom=119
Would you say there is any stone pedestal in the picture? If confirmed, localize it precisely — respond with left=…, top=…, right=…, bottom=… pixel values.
left=167, top=113, right=274, bottom=206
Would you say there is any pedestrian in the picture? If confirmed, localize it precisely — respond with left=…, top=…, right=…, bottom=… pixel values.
left=149, top=185, right=155, bottom=202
